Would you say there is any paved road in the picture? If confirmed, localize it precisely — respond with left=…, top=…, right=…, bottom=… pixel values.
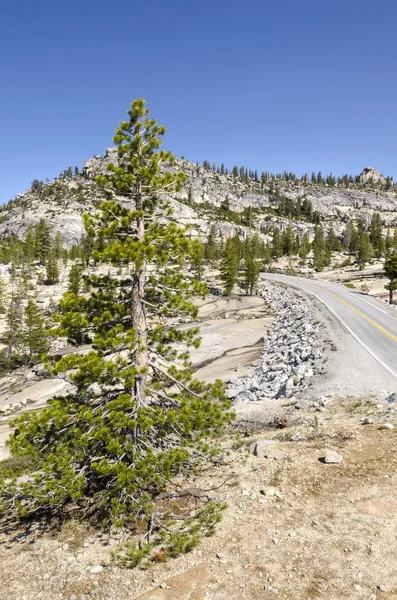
left=262, top=273, right=397, bottom=382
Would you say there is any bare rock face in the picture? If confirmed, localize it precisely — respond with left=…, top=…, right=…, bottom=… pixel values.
left=359, top=166, right=387, bottom=185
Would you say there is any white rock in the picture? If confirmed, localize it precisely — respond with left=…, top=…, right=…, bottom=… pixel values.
left=324, top=450, right=343, bottom=464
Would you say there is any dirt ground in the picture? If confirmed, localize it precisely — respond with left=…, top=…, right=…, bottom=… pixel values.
left=1, top=396, right=397, bottom=600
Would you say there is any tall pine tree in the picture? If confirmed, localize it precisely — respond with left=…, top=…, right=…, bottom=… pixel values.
left=2, top=99, right=232, bottom=555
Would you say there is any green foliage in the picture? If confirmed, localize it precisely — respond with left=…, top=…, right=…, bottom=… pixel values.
left=23, top=298, right=49, bottom=360
left=45, top=251, right=59, bottom=284
left=68, top=263, right=83, bottom=295
left=220, top=238, right=239, bottom=294
left=384, top=254, right=397, bottom=304
left=369, top=212, right=385, bottom=258
left=0, top=276, right=7, bottom=314
left=1, top=99, right=233, bottom=550
left=113, top=500, right=226, bottom=567
left=312, top=224, right=331, bottom=271
left=243, top=257, right=260, bottom=295
left=191, top=240, right=205, bottom=281
left=299, top=233, right=311, bottom=263
left=4, top=286, right=23, bottom=355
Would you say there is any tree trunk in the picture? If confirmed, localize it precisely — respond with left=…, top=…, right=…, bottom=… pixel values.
left=390, top=286, right=393, bottom=305
left=131, top=184, right=148, bottom=406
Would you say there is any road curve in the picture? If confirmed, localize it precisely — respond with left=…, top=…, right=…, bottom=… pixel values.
left=262, top=273, right=397, bottom=383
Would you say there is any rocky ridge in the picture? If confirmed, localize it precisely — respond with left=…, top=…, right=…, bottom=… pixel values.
left=1, top=150, right=397, bottom=247
left=226, top=282, right=322, bottom=404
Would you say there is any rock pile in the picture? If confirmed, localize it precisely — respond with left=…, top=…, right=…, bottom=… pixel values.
left=226, top=283, right=322, bottom=404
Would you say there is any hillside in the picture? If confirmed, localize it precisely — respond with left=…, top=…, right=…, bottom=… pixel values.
left=1, top=151, right=397, bottom=249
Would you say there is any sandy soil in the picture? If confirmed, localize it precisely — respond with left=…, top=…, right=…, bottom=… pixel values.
left=1, top=396, right=397, bottom=599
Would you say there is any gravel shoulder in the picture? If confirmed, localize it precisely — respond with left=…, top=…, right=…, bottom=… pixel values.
left=262, top=277, right=397, bottom=400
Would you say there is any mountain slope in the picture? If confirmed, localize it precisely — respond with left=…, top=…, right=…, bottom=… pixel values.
left=1, top=150, right=397, bottom=248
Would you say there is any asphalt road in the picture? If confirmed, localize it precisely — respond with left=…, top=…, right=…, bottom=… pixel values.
left=262, top=273, right=397, bottom=384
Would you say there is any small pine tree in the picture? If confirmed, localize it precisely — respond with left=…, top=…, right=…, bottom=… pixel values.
left=68, top=263, right=83, bottom=295
left=191, top=240, right=205, bottom=281
left=4, top=287, right=23, bottom=355
left=46, top=252, right=59, bottom=284
left=23, top=299, right=49, bottom=360
left=384, top=255, right=397, bottom=304
left=0, top=276, right=7, bottom=314
left=204, top=225, right=221, bottom=265
left=357, top=232, right=374, bottom=269
left=299, top=233, right=311, bottom=264
left=243, top=257, right=260, bottom=295
left=220, top=238, right=239, bottom=294
left=312, top=224, right=331, bottom=271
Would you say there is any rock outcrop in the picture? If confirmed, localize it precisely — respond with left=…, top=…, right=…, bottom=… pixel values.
left=359, top=166, right=387, bottom=186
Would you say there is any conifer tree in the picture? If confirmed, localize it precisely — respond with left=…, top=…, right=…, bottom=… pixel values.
left=2, top=99, right=232, bottom=553
left=271, top=226, right=283, bottom=258
left=220, top=237, right=239, bottom=294
left=299, top=233, right=311, bottom=264
left=34, top=219, right=52, bottom=264
left=357, top=231, right=374, bottom=269
left=243, top=257, right=260, bottom=295
left=68, top=263, right=83, bottom=295
left=281, top=224, right=295, bottom=255
left=191, top=240, right=205, bottom=281
left=385, top=228, right=393, bottom=255
left=369, top=212, right=384, bottom=257
left=46, top=251, right=59, bottom=284
left=23, top=298, right=49, bottom=360
left=384, top=255, right=397, bottom=304
left=0, top=276, right=7, bottom=314
left=312, top=224, right=331, bottom=271
left=4, top=287, right=23, bottom=355
left=326, top=227, right=342, bottom=252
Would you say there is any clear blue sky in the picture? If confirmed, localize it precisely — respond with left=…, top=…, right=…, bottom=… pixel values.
left=1, top=0, right=397, bottom=203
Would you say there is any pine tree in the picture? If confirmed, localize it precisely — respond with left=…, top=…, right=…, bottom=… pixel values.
left=299, top=233, right=311, bottom=264
left=204, top=225, right=221, bottom=264
left=271, top=226, right=283, bottom=258
left=68, top=263, right=83, bottom=295
left=0, top=276, right=7, bottom=314
left=357, top=231, right=374, bottom=269
left=369, top=212, right=384, bottom=257
left=385, top=228, right=393, bottom=255
left=326, top=227, right=342, bottom=252
left=191, top=240, right=205, bottom=281
left=220, top=238, right=239, bottom=294
left=384, top=255, right=397, bottom=304
left=34, top=219, right=52, bottom=264
left=312, top=224, right=330, bottom=271
left=23, top=299, right=49, bottom=360
left=281, top=224, right=295, bottom=256
left=45, top=251, right=59, bottom=284
left=243, top=257, right=260, bottom=295
left=2, top=99, right=232, bottom=553
left=4, top=286, right=23, bottom=355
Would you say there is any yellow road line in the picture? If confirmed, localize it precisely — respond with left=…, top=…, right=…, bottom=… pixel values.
left=308, top=283, right=397, bottom=344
